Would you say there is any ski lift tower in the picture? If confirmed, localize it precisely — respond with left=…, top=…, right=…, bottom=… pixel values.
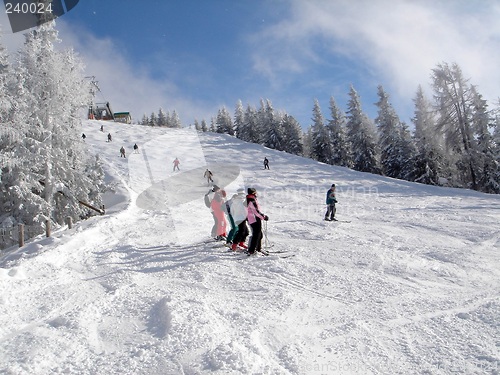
left=85, top=76, right=114, bottom=121
left=86, top=76, right=100, bottom=120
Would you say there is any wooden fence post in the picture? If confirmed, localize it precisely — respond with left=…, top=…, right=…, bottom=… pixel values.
left=18, top=224, right=24, bottom=247
left=66, top=216, right=73, bottom=229
left=45, top=220, right=51, bottom=238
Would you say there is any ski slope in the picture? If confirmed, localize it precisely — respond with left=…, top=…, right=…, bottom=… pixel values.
left=1, top=120, right=499, bottom=374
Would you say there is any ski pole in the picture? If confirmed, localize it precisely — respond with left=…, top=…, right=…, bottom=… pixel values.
left=263, top=220, right=272, bottom=249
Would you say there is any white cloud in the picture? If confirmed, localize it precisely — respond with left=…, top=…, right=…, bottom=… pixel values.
left=56, top=21, right=217, bottom=124
left=0, top=12, right=215, bottom=125
left=251, top=0, right=500, bottom=112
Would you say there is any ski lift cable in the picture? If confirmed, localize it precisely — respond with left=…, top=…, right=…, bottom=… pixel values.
left=85, top=75, right=112, bottom=109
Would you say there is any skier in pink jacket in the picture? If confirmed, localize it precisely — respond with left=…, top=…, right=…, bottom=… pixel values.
left=246, top=187, right=268, bottom=255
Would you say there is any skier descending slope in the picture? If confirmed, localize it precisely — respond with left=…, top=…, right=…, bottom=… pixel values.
left=246, top=187, right=268, bottom=255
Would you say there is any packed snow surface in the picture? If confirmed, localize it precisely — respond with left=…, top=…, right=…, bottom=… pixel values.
left=1, top=120, right=499, bottom=375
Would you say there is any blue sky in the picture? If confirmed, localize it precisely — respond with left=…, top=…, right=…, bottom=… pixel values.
left=1, top=0, right=499, bottom=128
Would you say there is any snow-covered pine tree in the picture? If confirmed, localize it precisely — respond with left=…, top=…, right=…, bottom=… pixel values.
left=140, top=114, right=149, bottom=125
left=492, top=103, right=500, bottom=191
left=346, top=86, right=380, bottom=174
left=157, top=108, right=167, bottom=127
left=412, top=86, right=446, bottom=185
left=375, top=86, right=402, bottom=177
left=470, top=87, right=499, bottom=193
left=1, top=22, right=104, bottom=230
left=215, top=106, right=234, bottom=135
left=257, top=98, right=280, bottom=145
left=193, top=119, right=201, bottom=131
left=431, top=62, right=481, bottom=189
left=375, top=86, right=416, bottom=180
left=209, top=117, right=216, bottom=132
left=310, top=99, right=332, bottom=164
left=327, top=96, right=351, bottom=167
left=0, top=30, right=16, bottom=236
left=281, top=114, right=304, bottom=156
left=302, top=126, right=313, bottom=159
left=397, top=121, right=418, bottom=181
left=234, top=100, right=244, bottom=138
left=261, top=100, right=285, bottom=151
left=148, top=112, right=157, bottom=126
left=268, top=112, right=286, bottom=151
left=169, top=110, right=182, bottom=128
left=238, top=104, right=260, bottom=143
left=0, top=29, right=11, bottom=120
left=201, top=119, right=208, bottom=132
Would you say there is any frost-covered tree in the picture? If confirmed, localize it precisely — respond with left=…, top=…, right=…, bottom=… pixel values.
left=256, top=98, right=274, bottom=145
left=193, top=119, right=201, bottom=131
left=346, top=86, right=380, bottom=174
left=234, top=100, right=245, bottom=138
left=1, top=22, right=103, bottom=230
left=157, top=108, right=167, bottom=127
left=140, top=114, right=149, bottom=126
left=168, top=110, right=182, bottom=128
left=200, top=119, right=208, bottom=132
left=432, top=62, right=481, bottom=189
left=310, top=99, right=332, bottom=164
left=412, top=86, right=446, bottom=185
left=470, top=88, right=499, bottom=193
left=397, top=122, right=418, bottom=181
left=260, top=100, right=285, bottom=150
left=492, top=104, right=500, bottom=191
left=281, top=114, right=303, bottom=156
left=215, top=106, right=234, bottom=135
left=148, top=112, right=157, bottom=126
left=238, top=104, right=260, bottom=143
left=302, top=127, right=313, bottom=159
left=375, top=86, right=401, bottom=177
left=266, top=112, right=286, bottom=151
left=327, top=96, right=351, bottom=167
left=0, top=31, right=11, bottom=120
left=375, top=86, right=416, bottom=180
left=209, top=117, right=216, bottom=132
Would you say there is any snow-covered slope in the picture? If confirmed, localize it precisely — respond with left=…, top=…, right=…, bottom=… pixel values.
left=1, top=120, right=499, bottom=374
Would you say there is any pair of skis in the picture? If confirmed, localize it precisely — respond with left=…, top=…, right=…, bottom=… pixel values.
left=254, top=249, right=295, bottom=259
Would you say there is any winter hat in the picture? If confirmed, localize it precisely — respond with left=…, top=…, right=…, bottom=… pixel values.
left=247, top=187, right=257, bottom=195
left=331, top=184, right=336, bottom=188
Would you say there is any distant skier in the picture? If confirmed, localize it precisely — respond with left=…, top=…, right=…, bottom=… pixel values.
left=82, top=133, right=86, bottom=141
left=133, top=143, right=139, bottom=153
left=120, top=146, right=126, bottom=158
left=100, top=124, right=104, bottom=132
left=324, top=184, right=337, bottom=221
left=263, top=157, right=270, bottom=170
left=204, top=169, right=213, bottom=185
left=246, top=187, right=268, bottom=255
left=107, top=133, right=112, bottom=142
left=173, top=157, right=180, bottom=171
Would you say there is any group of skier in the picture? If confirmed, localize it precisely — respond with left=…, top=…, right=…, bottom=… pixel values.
left=205, top=184, right=269, bottom=255
left=203, top=160, right=338, bottom=256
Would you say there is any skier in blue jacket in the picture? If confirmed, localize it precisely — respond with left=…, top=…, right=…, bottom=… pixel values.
left=324, top=184, right=337, bottom=221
